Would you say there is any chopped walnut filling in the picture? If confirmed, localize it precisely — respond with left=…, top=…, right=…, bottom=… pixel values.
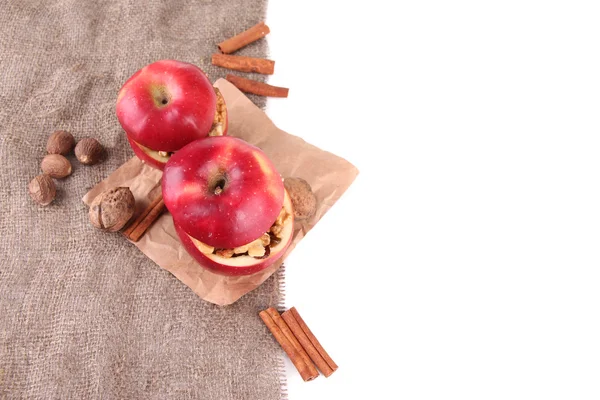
left=208, top=88, right=226, bottom=137
left=157, top=150, right=172, bottom=158
left=205, top=207, right=289, bottom=259
left=215, top=248, right=234, bottom=258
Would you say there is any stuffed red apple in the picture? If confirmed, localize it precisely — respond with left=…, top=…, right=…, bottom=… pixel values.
left=162, top=136, right=294, bottom=276
left=116, top=60, right=228, bottom=169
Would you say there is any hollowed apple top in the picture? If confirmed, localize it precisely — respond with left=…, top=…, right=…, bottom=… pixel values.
left=116, top=60, right=217, bottom=152
left=162, top=136, right=285, bottom=249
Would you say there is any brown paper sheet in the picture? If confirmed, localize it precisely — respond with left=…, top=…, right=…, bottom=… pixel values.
left=83, top=79, right=358, bottom=305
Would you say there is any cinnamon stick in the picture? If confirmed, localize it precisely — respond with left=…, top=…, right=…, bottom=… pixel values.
left=259, top=310, right=318, bottom=382
left=265, top=308, right=319, bottom=379
left=218, top=22, right=270, bottom=54
left=122, top=193, right=166, bottom=242
left=226, top=75, right=289, bottom=98
left=282, top=307, right=338, bottom=377
left=212, top=54, right=275, bottom=75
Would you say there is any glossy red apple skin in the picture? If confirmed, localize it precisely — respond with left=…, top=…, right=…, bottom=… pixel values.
left=117, top=60, right=226, bottom=169
left=162, top=136, right=285, bottom=249
left=174, top=219, right=292, bottom=276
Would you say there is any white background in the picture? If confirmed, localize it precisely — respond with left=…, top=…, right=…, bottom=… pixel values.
left=265, top=1, right=600, bottom=399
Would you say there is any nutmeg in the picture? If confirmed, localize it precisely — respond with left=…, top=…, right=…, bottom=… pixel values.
left=46, top=130, right=75, bottom=155
left=28, top=174, right=56, bottom=206
left=75, top=138, right=104, bottom=165
left=41, top=154, right=72, bottom=179
left=284, top=177, right=317, bottom=220
left=89, top=187, right=135, bottom=232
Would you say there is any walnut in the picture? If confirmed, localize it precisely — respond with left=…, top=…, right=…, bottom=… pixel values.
left=41, top=154, right=72, bottom=179
left=234, top=244, right=249, bottom=254
left=208, top=88, right=226, bottom=137
left=260, top=232, right=271, bottom=246
left=28, top=174, right=56, bottom=206
left=248, top=240, right=266, bottom=257
left=216, top=248, right=234, bottom=258
left=275, top=208, right=287, bottom=226
left=75, top=138, right=104, bottom=165
left=46, top=130, right=75, bottom=155
left=284, top=177, right=317, bottom=220
left=217, top=231, right=274, bottom=259
left=230, top=233, right=271, bottom=257
left=89, top=187, right=135, bottom=232
left=269, top=206, right=291, bottom=238
left=270, top=223, right=283, bottom=238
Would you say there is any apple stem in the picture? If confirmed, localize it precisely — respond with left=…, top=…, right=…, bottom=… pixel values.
left=214, top=186, right=223, bottom=195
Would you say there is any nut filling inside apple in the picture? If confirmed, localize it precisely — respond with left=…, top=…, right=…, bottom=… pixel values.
left=185, top=188, right=294, bottom=269
left=190, top=207, right=292, bottom=260
left=131, top=87, right=228, bottom=163
left=208, top=88, right=227, bottom=137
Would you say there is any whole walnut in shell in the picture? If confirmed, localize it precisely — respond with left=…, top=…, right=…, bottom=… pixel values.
left=283, top=177, right=317, bottom=220
left=28, top=174, right=56, bottom=206
left=89, top=187, right=135, bottom=232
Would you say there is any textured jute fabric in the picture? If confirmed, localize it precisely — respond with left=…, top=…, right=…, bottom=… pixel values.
left=0, top=1, right=287, bottom=399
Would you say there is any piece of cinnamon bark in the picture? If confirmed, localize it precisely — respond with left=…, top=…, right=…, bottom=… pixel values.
left=218, top=22, right=270, bottom=54
left=226, top=74, right=288, bottom=98
left=212, top=54, right=275, bottom=75
left=122, top=193, right=166, bottom=242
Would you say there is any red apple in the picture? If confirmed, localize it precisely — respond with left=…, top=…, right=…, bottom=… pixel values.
left=116, top=60, right=228, bottom=170
left=162, top=136, right=294, bottom=276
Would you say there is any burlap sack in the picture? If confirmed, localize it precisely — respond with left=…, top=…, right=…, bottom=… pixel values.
left=0, top=1, right=287, bottom=399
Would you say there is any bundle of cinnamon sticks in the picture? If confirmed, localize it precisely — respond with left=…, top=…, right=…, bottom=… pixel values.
left=214, top=22, right=289, bottom=98
left=260, top=307, right=338, bottom=381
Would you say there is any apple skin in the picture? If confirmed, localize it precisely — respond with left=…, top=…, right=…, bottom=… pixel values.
left=117, top=60, right=227, bottom=169
left=162, top=136, right=285, bottom=249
